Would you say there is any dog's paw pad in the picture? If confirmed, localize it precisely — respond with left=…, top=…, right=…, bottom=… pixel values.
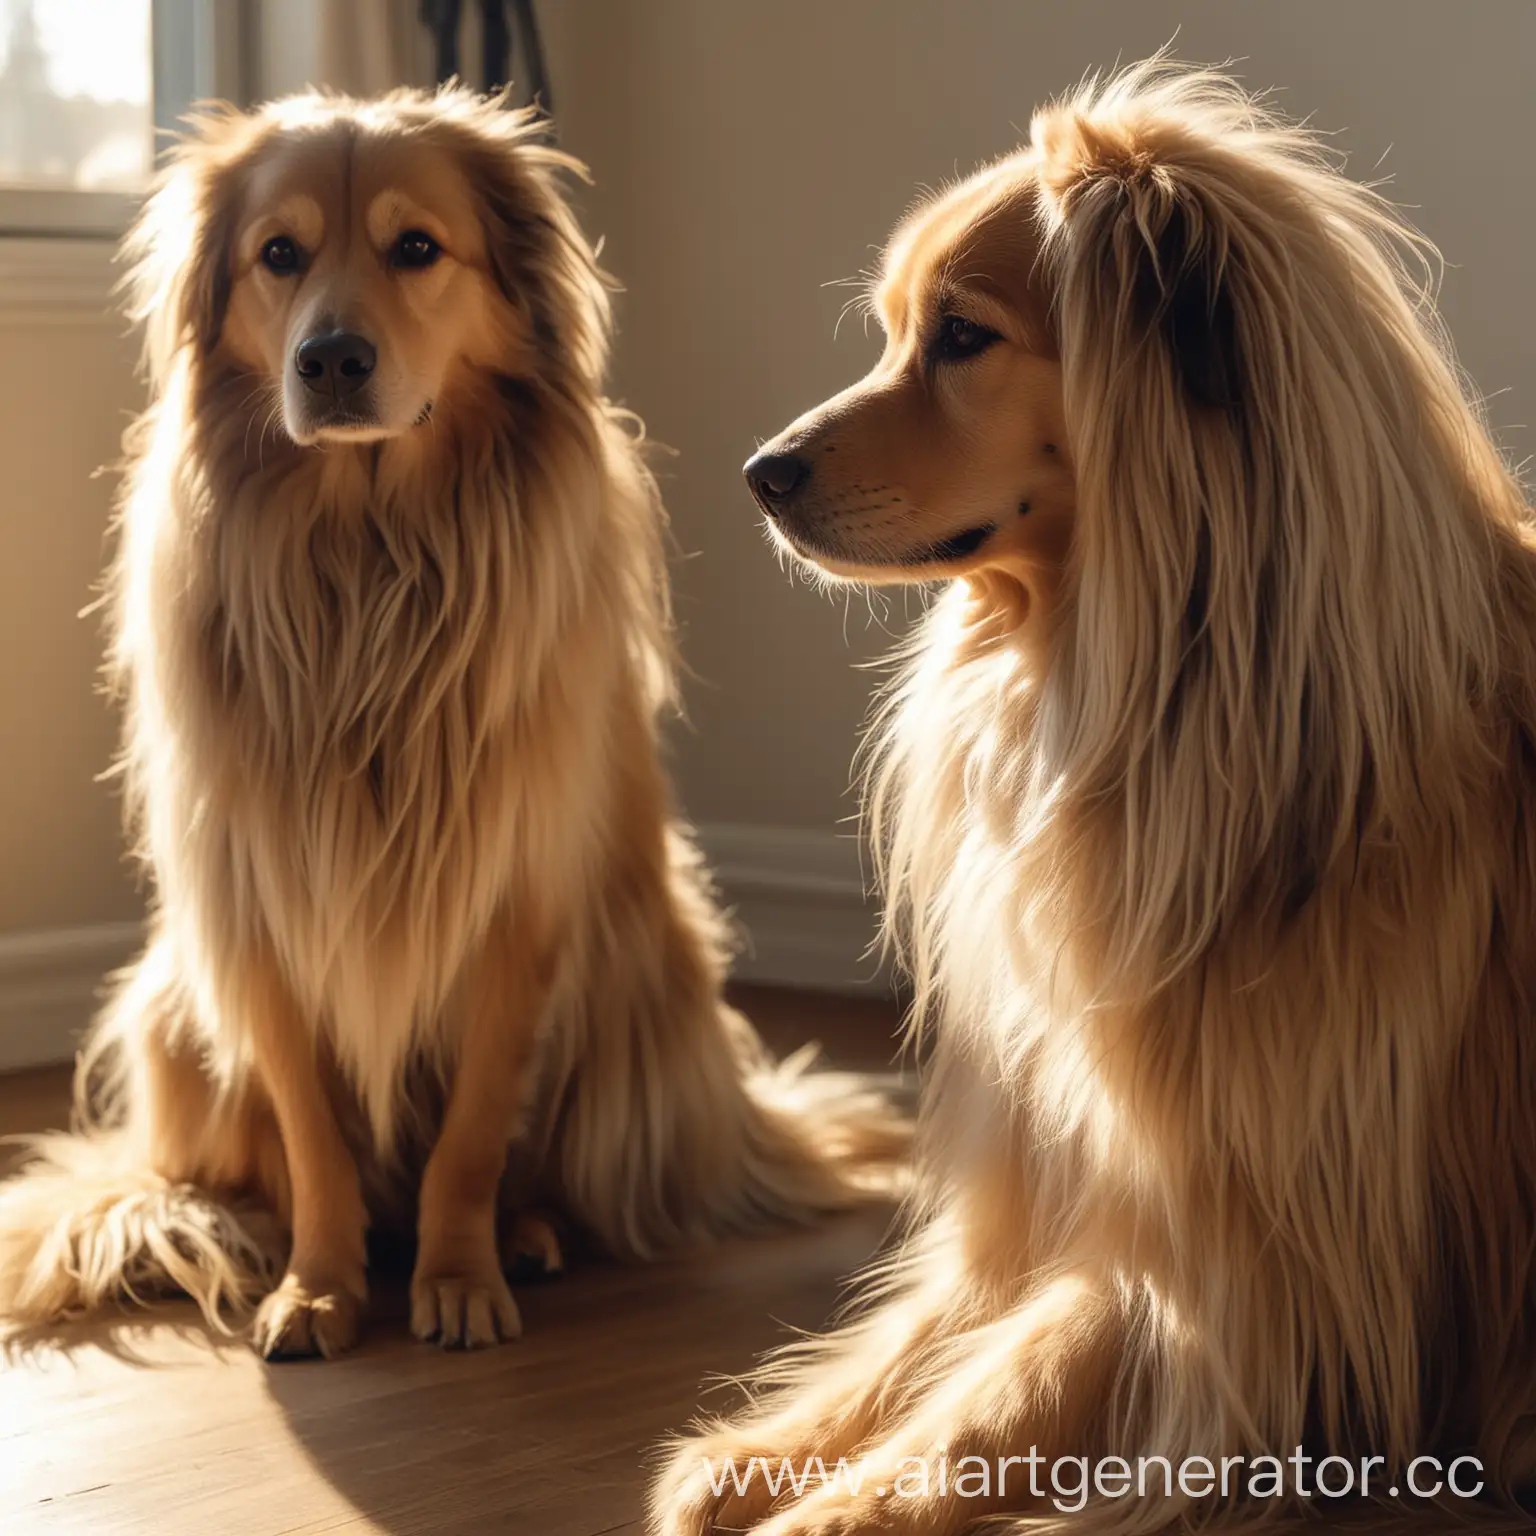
left=253, top=1275, right=364, bottom=1361
left=410, top=1270, right=521, bottom=1349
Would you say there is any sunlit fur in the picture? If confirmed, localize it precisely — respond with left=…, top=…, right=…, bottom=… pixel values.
left=0, top=88, right=907, bottom=1359
left=654, top=60, right=1536, bottom=1533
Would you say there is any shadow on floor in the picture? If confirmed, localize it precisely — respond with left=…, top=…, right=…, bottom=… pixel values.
left=256, top=1211, right=894, bottom=1536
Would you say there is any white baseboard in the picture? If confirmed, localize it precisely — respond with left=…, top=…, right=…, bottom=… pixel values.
left=0, top=920, right=142, bottom=1073
left=698, top=822, right=890, bottom=995
left=0, top=827, right=885, bottom=1071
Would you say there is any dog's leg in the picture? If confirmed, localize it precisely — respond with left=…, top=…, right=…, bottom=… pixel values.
left=740, top=1273, right=1119, bottom=1536
left=654, top=1272, right=962, bottom=1536
left=656, top=1114, right=1042, bottom=1535
left=410, top=938, right=550, bottom=1349
left=653, top=1265, right=1123, bottom=1536
left=245, top=958, right=368, bottom=1361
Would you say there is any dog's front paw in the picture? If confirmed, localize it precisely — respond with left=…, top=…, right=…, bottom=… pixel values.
left=252, top=1272, right=365, bottom=1360
left=650, top=1428, right=792, bottom=1535
left=410, top=1260, right=522, bottom=1349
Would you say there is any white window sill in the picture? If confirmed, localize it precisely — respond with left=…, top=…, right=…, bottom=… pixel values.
left=0, top=189, right=141, bottom=242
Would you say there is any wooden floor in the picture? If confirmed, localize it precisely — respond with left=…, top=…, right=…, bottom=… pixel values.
left=0, top=985, right=908, bottom=1536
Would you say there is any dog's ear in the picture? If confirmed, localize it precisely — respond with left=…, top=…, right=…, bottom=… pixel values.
left=122, top=107, right=253, bottom=387
left=1135, top=194, right=1241, bottom=410
left=448, top=96, right=611, bottom=393
left=1030, top=89, right=1275, bottom=742
left=1036, top=107, right=1242, bottom=412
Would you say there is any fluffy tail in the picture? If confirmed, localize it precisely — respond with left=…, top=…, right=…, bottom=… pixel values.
left=0, top=1127, right=278, bottom=1332
left=0, top=942, right=283, bottom=1333
left=534, top=821, right=914, bottom=1258
left=549, top=1014, right=913, bottom=1262
left=736, top=1035, right=913, bottom=1213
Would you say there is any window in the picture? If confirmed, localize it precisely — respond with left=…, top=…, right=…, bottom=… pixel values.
left=0, top=0, right=234, bottom=238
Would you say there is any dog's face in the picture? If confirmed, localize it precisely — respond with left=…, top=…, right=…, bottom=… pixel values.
left=221, top=123, right=509, bottom=444
left=745, top=160, right=1075, bottom=589
left=130, top=92, right=606, bottom=450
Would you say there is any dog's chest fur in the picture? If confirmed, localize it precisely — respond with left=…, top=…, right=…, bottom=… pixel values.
left=203, top=468, right=532, bottom=1134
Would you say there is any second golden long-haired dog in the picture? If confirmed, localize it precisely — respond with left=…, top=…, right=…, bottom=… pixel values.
left=655, top=61, right=1536, bottom=1533
left=0, top=89, right=906, bottom=1359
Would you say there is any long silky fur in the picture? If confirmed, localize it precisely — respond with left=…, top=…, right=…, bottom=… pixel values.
left=654, top=60, right=1535, bottom=1534
left=0, top=88, right=907, bottom=1336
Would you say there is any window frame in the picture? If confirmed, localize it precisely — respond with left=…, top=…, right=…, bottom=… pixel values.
left=0, top=0, right=242, bottom=241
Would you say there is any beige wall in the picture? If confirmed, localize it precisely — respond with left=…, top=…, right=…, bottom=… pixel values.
left=538, top=0, right=1536, bottom=831
left=0, top=274, right=141, bottom=933
left=3, top=0, right=1534, bottom=945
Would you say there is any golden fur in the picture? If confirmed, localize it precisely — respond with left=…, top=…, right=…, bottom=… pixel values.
left=0, top=88, right=907, bottom=1359
left=654, top=60, right=1536, bottom=1532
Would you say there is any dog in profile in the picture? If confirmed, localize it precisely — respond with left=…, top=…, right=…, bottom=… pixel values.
left=0, top=89, right=907, bottom=1359
left=654, top=60, right=1536, bottom=1533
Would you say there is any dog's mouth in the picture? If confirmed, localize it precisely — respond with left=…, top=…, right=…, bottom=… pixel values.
left=772, top=517, right=1001, bottom=580
left=298, top=400, right=436, bottom=445
left=303, top=415, right=387, bottom=445
left=900, top=523, right=998, bottom=566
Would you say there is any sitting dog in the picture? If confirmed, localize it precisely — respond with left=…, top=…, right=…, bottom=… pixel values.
left=654, top=60, right=1536, bottom=1533
left=0, top=89, right=907, bottom=1360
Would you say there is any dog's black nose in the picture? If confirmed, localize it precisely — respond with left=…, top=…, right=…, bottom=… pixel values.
left=744, top=450, right=811, bottom=514
left=295, top=331, right=377, bottom=398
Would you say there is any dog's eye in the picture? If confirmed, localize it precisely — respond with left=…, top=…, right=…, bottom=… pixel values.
left=260, top=236, right=302, bottom=275
left=392, top=230, right=442, bottom=270
left=929, top=314, right=1000, bottom=364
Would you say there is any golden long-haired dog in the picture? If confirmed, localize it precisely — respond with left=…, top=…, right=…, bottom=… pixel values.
left=0, top=88, right=906, bottom=1360
left=654, top=61, right=1536, bottom=1533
